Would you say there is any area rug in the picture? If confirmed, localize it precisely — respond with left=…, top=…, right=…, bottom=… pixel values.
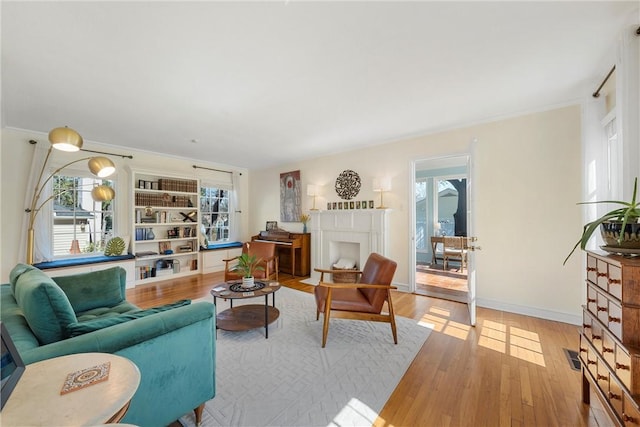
left=179, top=287, right=432, bottom=427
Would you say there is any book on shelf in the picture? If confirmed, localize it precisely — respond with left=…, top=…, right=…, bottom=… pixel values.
left=158, top=241, right=171, bottom=253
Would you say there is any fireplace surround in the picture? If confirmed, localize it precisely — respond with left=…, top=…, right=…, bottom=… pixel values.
left=309, top=210, right=389, bottom=283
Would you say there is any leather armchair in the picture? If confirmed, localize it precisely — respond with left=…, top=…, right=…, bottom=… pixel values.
left=314, top=252, right=398, bottom=347
left=224, top=241, right=279, bottom=282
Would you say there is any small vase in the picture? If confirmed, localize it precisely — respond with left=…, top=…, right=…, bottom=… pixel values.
left=303, top=224, right=308, bottom=234
left=242, top=276, right=255, bottom=288
left=146, top=228, right=155, bottom=240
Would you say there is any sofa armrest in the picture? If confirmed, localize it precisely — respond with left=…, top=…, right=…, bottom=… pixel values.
left=19, top=301, right=214, bottom=364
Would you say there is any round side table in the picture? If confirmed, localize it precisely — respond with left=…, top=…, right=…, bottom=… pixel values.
left=2, top=352, right=140, bottom=426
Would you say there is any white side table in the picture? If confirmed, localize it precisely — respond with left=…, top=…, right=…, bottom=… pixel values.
left=2, top=352, right=140, bottom=426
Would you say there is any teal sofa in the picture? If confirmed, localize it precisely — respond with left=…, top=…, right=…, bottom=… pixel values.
left=1, top=263, right=215, bottom=426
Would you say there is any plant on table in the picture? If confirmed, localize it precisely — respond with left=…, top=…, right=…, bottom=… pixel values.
left=564, top=177, right=640, bottom=265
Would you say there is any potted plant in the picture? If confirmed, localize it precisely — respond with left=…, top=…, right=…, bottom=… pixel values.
left=232, top=246, right=264, bottom=288
left=565, top=177, right=640, bottom=264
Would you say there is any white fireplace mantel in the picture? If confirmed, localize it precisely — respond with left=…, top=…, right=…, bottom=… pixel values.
left=309, top=209, right=390, bottom=282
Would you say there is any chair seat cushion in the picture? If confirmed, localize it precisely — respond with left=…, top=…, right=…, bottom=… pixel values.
left=314, top=286, right=378, bottom=313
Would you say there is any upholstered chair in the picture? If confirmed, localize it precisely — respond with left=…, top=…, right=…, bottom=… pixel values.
left=224, top=241, right=279, bottom=282
left=313, top=252, right=397, bottom=347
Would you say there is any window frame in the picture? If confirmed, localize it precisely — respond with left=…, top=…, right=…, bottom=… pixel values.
left=200, top=183, right=233, bottom=246
left=49, top=170, right=116, bottom=259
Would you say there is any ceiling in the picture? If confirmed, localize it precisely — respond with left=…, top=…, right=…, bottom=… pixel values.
left=2, top=1, right=637, bottom=170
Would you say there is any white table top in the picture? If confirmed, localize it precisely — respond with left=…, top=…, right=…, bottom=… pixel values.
left=2, top=352, right=140, bottom=426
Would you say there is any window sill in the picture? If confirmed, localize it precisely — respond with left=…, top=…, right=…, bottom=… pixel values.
left=34, top=254, right=136, bottom=270
left=200, top=241, right=242, bottom=251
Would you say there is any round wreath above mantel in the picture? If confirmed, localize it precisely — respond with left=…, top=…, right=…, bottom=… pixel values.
left=335, top=169, right=361, bottom=200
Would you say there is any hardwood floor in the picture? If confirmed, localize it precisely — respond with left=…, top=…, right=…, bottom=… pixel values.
left=126, top=273, right=611, bottom=427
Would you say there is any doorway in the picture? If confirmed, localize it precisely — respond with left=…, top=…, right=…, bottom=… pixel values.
left=413, top=157, right=469, bottom=303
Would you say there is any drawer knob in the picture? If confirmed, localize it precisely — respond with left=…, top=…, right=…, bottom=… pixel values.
left=609, top=316, right=621, bottom=323
left=597, top=272, right=608, bottom=277
left=592, top=334, right=602, bottom=341
left=583, top=324, right=592, bottom=329
left=598, top=374, right=608, bottom=381
left=588, top=359, right=597, bottom=365
left=580, top=347, right=588, bottom=353
left=602, top=346, right=614, bottom=353
left=623, top=413, right=636, bottom=423
left=587, top=267, right=597, bottom=272
left=587, top=298, right=597, bottom=303
left=608, top=391, right=621, bottom=400
left=608, top=278, right=621, bottom=285
left=597, top=306, right=608, bottom=312
left=616, top=362, right=630, bottom=370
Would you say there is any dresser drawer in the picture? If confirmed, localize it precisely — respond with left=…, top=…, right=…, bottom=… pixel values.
left=587, top=253, right=640, bottom=306
left=609, top=373, right=625, bottom=421
left=624, top=393, right=640, bottom=426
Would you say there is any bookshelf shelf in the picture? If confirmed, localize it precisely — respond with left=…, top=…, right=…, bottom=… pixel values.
left=131, top=170, right=200, bottom=284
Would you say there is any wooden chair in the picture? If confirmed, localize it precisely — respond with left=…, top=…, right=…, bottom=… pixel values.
left=223, top=241, right=279, bottom=282
left=443, top=236, right=467, bottom=273
left=313, top=253, right=398, bottom=348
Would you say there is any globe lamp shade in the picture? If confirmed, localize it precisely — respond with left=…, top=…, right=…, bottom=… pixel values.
left=91, top=185, right=115, bottom=201
left=48, top=127, right=83, bottom=152
left=88, top=157, right=116, bottom=178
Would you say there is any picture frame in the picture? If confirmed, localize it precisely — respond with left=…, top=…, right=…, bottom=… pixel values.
left=327, top=202, right=332, bottom=210
left=1, top=322, right=25, bottom=410
left=350, top=201, right=355, bottom=209
left=338, top=202, right=343, bottom=210
left=369, top=200, right=374, bottom=209
left=356, top=201, right=361, bottom=209
left=266, top=221, right=278, bottom=231
left=361, top=200, right=367, bottom=209
left=280, top=170, right=301, bottom=222
left=332, top=202, right=337, bottom=210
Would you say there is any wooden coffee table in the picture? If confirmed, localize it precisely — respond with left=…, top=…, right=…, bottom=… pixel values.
left=210, top=281, right=281, bottom=338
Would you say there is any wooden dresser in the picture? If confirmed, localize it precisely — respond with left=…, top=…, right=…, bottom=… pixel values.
left=580, top=250, right=640, bottom=425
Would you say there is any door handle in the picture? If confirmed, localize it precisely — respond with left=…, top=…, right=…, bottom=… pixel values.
left=468, top=246, right=482, bottom=251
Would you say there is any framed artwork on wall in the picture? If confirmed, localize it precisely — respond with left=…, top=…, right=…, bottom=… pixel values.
left=280, top=170, right=301, bottom=222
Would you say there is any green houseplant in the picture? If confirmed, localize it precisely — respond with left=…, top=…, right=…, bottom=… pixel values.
left=232, top=247, right=264, bottom=287
left=565, top=177, right=640, bottom=264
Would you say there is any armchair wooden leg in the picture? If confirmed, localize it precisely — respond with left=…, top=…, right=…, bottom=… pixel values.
left=387, top=291, right=398, bottom=345
left=194, top=403, right=205, bottom=426
left=322, top=289, right=333, bottom=348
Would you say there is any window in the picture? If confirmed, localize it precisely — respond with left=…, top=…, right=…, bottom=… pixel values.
left=52, top=174, right=114, bottom=257
left=200, top=186, right=231, bottom=244
left=604, top=115, right=621, bottom=200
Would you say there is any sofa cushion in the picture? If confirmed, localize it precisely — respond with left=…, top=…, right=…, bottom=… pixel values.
left=67, top=300, right=191, bottom=337
left=52, top=267, right=126, bottom=313
left=12, top=267, right=77, bottom=345
left=9, top=263, right=38, bottom=295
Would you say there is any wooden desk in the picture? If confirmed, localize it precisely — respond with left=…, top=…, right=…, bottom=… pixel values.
left=2, top=353, right=140, bottom=426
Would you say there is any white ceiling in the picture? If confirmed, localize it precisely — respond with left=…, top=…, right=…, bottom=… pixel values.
left=2, top=1, right=637, bottom=170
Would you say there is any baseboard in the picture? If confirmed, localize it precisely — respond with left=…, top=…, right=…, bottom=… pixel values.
left=476, top=297, right=581, bottom=326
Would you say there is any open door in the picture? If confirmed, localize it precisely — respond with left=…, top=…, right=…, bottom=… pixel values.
left=466, top=140, right=478, bottom=326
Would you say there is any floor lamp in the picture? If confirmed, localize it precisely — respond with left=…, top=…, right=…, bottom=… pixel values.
left=26, top=127, right=117, bottom=264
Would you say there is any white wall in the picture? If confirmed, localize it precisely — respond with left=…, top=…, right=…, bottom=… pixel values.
left=0, top=127, right=249, bottom=282
left=250, top=105, right=584, bottom=324
left=2, top=106, right=584, bottom=323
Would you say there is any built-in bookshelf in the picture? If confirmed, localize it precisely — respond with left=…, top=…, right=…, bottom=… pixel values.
left=131, top=170, right=200, bottom=284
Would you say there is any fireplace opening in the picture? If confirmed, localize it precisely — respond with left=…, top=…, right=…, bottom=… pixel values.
left=329, top=241, right=360, bottom=268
